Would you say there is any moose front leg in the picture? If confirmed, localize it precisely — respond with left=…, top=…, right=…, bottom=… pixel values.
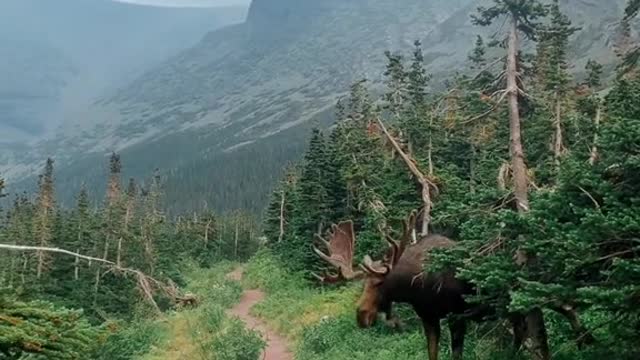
left=449, top=319, right=466, bottom=360
left=422, top=320, right=441, bottom=360
left=381, top=302, right=403, bottom=330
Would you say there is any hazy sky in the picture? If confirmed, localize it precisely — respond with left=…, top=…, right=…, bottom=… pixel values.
left=114, top=0, right=250, bottom=7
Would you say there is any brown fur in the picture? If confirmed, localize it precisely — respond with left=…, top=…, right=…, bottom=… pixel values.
left=356, top=234, right=482, bottom=360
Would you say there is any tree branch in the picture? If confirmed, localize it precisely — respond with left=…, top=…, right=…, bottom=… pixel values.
left=375, top=117, right=437, bottom=235
left=0, top=244, right=180, bottom=312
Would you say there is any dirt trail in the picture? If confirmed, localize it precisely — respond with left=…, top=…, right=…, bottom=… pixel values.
left=226, top=268, right=294, bottom=360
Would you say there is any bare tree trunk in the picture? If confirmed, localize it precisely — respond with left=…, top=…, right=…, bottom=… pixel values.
left=36, top=208, right=50, bottom=279
left=553, top=91, right=565, bottom=167
left=76, top=219, right=83, bottom=280
left=507, top=20, right=529, bottom=213
left=278, top=190, right=286, bottom=243
left=9, top=249, right=16, bottom=286
left=470, top=144, right=476, bottom=193
left=219, top=219, right=224, bottom=258
left=234, top=219, right=239, bottom=260
left=204, top=220, right=211, bottom=249
left=507, top=18, right=550, bottom=360
left=74, top=248, right=80, bottom=281
left=21, top=255, right=28, bottom=285
left=116, top=237, right=123, bottom=267
left=589, top=104, right=601, bottom=165
left=117, top=204, right=133, bottom=268
left=428, top=111, right=435, bottom=176
left=36, top=251, right=44, bottom=279
left=94, top=240, right=109, bottom=306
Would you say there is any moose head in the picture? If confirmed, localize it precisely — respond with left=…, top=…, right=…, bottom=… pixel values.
left=313, top=211, right=417, bottom=328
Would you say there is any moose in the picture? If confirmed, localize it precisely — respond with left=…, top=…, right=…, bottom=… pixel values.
left=313, top=211, right=594, bottom=360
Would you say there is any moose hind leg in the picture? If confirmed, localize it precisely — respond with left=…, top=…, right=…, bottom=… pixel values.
left=449, top=319, right=466, bottom=360
left=423, top=320, right=441, bottom=360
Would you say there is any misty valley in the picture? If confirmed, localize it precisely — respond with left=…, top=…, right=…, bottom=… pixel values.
left=1, top=0, right=640, bottom=360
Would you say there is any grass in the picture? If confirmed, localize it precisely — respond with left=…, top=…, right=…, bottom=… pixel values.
left=241, top=249, right=611, bottom=360
left=95, top=261, right=265, bottom=360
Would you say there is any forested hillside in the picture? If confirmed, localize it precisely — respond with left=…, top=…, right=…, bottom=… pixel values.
left=1, top=0, right=639, bottom=359
left=3, top=0, right=632, bottom=215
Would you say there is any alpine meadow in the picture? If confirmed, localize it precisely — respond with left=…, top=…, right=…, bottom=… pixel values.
left=1, top=1, right=640, bottom=360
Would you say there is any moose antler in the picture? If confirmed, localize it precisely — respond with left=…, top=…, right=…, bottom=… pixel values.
left=378, top=210, right=419, bottom=269
left=313, top=221, right=365, bottom=282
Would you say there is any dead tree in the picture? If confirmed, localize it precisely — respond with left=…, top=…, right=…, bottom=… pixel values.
left=375, top=117, right=436, bottom=236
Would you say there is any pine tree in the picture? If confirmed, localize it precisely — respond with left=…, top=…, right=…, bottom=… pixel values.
left=473, top=1, right=551, bottom=358
left=407, top=40, right=430, bottom=112
left=383, top=50, right=408, bottom=119
left=536, top=0, right=579, bottom=164
left=584, top=60, right=604, bottom=165
left=263, top=166, right=298, bottom=245
left=5, top=195, right=35, bottom=287
left=287, top=129, right=332, bottom=272
left=140, top=169, right=164, bottom=273
left=0, top=291, right=102, bottom=359
left=585, top=59, right=603, bottom=89
left=403, top=40, right=432, bottom=152
left=469, top=35, right=487, bottom=69
left=617, top=0, right=640, bottom=76
left=34, top=158, right=56, bottom=279
left=95, top=154, right=125, bottom=307
left=70, top=186, right=94, bottom=284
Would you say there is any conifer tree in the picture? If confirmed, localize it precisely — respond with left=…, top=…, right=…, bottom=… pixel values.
left=584, top=59, right=604, bottom=164
left=0, top=292, right=102, bottom=359
left=140, top=169, right=164, bottom=273
left=407, top=40, right=430, bottom=112
left=35, top=158, right=56, bottom=279
left=469, top=36, right=487, bottom=69
left=70, top=186, right=94, bottom=283
left=5, top=195, right=35, bottom=287
left=472, top=1, right=551, bottom=358
left=95, top=153, right=125, bottom=306
left=402, top=40, right=432, bottom=155
left=536, top=0, right=579, bottom=164
left=617, top=0, right=640, bottom=76
left=383, top=51, right=408, bottom=119
left=287, top=129, right=332, bottom=272
left=263, top=167, right=298, bottom=245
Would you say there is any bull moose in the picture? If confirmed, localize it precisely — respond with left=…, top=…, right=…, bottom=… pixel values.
left=313, top=211, right=594, bottom=360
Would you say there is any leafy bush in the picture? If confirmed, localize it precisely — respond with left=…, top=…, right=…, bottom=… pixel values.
left=92, top=319, right=163, bottom=360
left=208, top=318, right=265, bottom=360
left=0, top=294, right=103, bottom=360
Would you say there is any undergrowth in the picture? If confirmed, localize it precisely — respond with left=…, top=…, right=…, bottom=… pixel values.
left=93, top=261, right=265, bottom=360
left=242, top=249, right=619, bottom=360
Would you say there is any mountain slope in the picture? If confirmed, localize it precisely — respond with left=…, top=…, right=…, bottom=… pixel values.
left=2, top=0, right=632, bottom=213
left=0, top=0, right=247, bottom=142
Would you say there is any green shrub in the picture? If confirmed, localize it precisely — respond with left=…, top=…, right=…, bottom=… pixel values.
left=184, top=261, right=243, bottom=308
left=208, top=318, right=266, bottom=360
left=92, top=319, right=163, bottom=360
left=0, top=295, right=103, bottom=360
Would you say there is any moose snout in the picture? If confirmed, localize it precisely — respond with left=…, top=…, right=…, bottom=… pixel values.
left=356, top=308, right=376, bottom=328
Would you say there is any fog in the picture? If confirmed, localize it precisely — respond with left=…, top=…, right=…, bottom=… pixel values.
left=0, top=0, right=248, bottom=142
